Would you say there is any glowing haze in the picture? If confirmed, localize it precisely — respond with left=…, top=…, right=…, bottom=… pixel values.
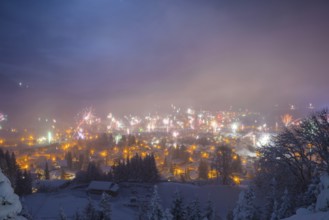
left=0, top=0, right=329, bottom=126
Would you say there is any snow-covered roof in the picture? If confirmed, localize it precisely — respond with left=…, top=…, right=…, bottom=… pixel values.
left=87, top=181, right=119, bottom=192
left=110, top=184, right=119, bottom=192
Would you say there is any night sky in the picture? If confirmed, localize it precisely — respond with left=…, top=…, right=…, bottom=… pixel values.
left=1, top=0, right=329, bottom=125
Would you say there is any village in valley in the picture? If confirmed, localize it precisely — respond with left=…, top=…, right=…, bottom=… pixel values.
left=1, top=0, right=329, bottom=219
left=0, top=105, right=313, bottom=219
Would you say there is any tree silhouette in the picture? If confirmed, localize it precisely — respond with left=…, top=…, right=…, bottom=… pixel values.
left=45, top=161, right=50, bottom=180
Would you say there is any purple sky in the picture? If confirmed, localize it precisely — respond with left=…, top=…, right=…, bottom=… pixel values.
left=0, top=0, right=329, bottom=125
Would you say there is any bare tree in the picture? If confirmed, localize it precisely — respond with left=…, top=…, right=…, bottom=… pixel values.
left=256, top=109, right=329, bottom=210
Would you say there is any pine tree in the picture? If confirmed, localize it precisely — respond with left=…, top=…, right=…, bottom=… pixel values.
left=277, top=188, right=292, bottom=219
left=232, top=154, right=242, bottom=172
left=10, top=152, right=19, bottom=186
left=99, top=192, right=112, bottom=220
left=61, top=167, right=67, bottom=180
left=214, top=145, right=235, bottom=185
left=84, top=197, right=97, bottom=220
left=204, top=199, right=215, bottom=220
left=187, top=198, right=201, bottom=220
left=15, top=169, right=24, bottom=196
left=77, top=154, right=85, bottom=170
left=5, top=150, right=11, bottom=174
left=86, top=162, right=102, bottom=181
left=66, top=152, right=73, bottom=170
left=112, top=153, right=159, bottom=182
left=15, top=169, right=32, bottom=196
left=23, top=170, right=32, bottom=194
left=170, top=190, right=186, bottom=220
left=198, top=160, right=209, bottom=180
left=163, top=156, right=169, bottom=168
left=148, top=186, right=164, bottom=220
left=170, top=163, right=175, bottom=175
left=185, top=203, right=192, bottom=219
left=0, top=149, right=7, bottom=173
left=0, top=151, right=19, bottom=186
left=233, top=187, right=258, bottom=220
left=143, top=154, right=159, bottom=182
left=45, top=162, right=50, bottom=180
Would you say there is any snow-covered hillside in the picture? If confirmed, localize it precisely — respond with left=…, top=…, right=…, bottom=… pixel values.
left=24, top=181, right=241, bottom=219
left=158, top=182, right=241, bottom=219
left=283, top=174, right=329, bottom=220
left=282, top=210, right=329, bottom=220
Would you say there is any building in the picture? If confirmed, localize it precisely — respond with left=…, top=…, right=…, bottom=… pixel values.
left=87, top=181, right=119, bottom=197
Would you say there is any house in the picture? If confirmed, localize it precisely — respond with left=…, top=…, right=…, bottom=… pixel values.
left=87, top=181, right=119, bottom=197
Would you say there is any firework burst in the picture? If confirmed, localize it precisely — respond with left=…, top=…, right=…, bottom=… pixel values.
left=0, top=112, right=7, bottom=123
left=74, top=107, right=100, bottom=139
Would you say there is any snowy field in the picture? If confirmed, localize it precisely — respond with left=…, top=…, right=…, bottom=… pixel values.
left=24, top=186, right=137, bottom=219
left=157, top=182, right=241, bottom=219
left=282, top=212, right=329, bottom=220
left=24, top=181, right=241, bottom=219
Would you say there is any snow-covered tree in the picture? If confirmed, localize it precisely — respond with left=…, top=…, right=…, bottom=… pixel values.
left=186, top=198, right=201, bottom=220
left=83, top=197, right=98, bottom=220
left=163, top=208, right=173, bottom=220
left=74, top=209, right=82, bottom=220
left=253, top=109, right=329, bottom=219
left=315, top=173, right=329, bottom=212
left=264, top=178, right=277, bottom=220
left=277, top=188, right=293, bottom=219
left=185, top=202, right=192, bottom=219
left=256, top=110, right=329, bottom=203
left=99, top=192, right=111, bottom=220
left=302, top=173, right=320, bottom=210
left=59, top=207, right=67, bottom=220
left=170, top=190, right=185, bottom=220
left=148, top=186, right=164, bottom=220
left=0, top=168, right=24, bottom=220
left=138, top=200, right=149, bottom=220
left=204, top=199, right=215, bottom=220
left=233, top=187, right=258, bottom=220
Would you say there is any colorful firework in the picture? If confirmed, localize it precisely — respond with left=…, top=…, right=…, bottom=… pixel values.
left=107, top=113, right=124, bottom=131
left=74, top=107, right=101, bottom=139
left=281, top=114, right=293, bottom=127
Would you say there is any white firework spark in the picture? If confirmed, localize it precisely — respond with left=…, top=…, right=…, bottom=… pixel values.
left=74, top=107, right=100, bottom=139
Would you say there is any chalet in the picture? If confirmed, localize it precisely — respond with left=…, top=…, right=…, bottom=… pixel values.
left=87, top=181, right=119, bottom=197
